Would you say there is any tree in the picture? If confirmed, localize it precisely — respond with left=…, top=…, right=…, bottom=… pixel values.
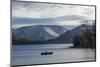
left=73, top=22, right=96, bottom=48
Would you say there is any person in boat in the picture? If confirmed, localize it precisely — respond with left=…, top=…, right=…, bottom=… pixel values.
left=45, top=51, right=47, bottom=54
left=41, top=51, right=53, bottom=55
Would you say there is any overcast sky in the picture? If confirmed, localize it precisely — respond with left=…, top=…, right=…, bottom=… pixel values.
left=12, top=1, right=95, bottom=28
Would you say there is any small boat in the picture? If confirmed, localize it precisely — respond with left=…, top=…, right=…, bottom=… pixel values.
left=41, top=51, right=53, bottom=55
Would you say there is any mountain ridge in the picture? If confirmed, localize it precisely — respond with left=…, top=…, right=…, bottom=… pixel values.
left=12, top=24, right=94, bottom=45
left=12, top=25, right=67, bottom=43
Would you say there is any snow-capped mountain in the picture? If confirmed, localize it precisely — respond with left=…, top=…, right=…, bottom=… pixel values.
left=12, top=25, right=67, bottom=41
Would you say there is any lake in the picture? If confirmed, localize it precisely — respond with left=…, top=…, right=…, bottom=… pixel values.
left=11, top=44, right=96, bottom=66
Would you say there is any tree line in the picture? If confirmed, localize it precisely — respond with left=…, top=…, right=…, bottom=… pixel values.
left=73, top=22, right=96, bottom=48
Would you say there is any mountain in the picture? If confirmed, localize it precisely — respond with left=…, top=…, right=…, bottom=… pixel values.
left=46, top=24, right=94, bottom=44
left=12, top=24, right=94, bottom=45
left=12, top=25, right=67, bottom=43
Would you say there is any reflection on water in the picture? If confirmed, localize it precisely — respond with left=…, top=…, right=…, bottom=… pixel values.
left=11, top=44, right=96, bottom=66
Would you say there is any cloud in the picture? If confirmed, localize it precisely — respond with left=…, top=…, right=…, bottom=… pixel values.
left=12, top=15, right=87, bottom=26
left=12, top=1, right=95, bottom=18
left=12, top=1, right=95, bottom=28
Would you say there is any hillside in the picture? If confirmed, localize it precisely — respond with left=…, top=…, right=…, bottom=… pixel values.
left=46, top=24, right=94, bottom=44
left=12, top=25, right=67, bottom=44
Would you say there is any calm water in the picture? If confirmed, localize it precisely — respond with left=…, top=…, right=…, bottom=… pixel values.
left=11, top=44, right=96, bottom=66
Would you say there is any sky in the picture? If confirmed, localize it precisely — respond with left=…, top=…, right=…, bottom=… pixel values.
left=12, top=1, right=95, bottom=28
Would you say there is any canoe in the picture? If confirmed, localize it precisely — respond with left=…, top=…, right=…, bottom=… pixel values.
left=41, top=51, right=53, bottom=55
